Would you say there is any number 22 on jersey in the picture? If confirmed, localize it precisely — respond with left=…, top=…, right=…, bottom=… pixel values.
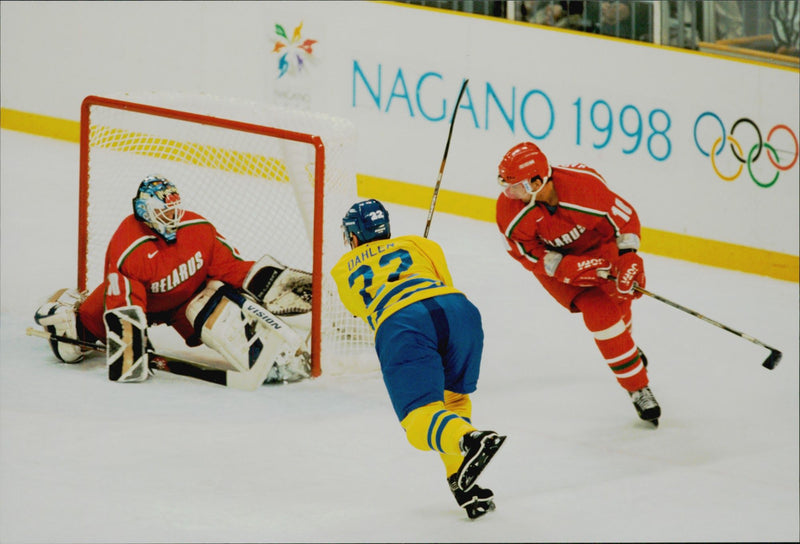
left=348, top=248, right=413, bottom=306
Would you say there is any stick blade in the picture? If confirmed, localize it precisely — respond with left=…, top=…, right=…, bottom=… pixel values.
left=762, top=349, right=782, bottom=370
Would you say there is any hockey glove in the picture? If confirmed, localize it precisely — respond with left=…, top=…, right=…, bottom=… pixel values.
left=243, top=255, right=312, bottom=316
left=546, top=252, right=611, bottom=287
left=615, top=250, right=645, bottom=298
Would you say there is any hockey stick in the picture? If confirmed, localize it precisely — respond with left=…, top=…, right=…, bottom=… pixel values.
left=423, top=78, right=469, bottom=239
left=25, top=327, right=268, bottom=390
left=598, top=274, right=782, bottom=369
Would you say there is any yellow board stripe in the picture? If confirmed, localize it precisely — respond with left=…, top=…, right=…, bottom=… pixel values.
left=1, top=108, right=80, bottom=142
left=2, top=107, right=796, bottom=283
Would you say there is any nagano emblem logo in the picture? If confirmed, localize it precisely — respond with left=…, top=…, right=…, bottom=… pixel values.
left=271, top=22, right=317, bottom=79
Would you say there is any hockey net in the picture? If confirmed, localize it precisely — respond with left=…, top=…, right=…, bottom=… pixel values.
left=78, top=92, right=377, bottom=376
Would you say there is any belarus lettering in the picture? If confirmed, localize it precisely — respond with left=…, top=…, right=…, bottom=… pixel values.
left=540, top=225, right=586, bottom=248
left=150, top=251, right=204, bottom=293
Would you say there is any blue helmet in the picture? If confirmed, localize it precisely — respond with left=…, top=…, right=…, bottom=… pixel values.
left=132, top=175, right=184, bottom=243
left=342, top=199, right=391, bottom=246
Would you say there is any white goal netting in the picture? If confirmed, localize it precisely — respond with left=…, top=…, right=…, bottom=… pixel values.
left=79, top=92, right=377, bottom=375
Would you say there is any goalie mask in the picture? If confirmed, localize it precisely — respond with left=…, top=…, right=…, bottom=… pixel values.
left=497, top=142, right=552, bottom=198
left=132, top=175, right=185, bottom=243
left=342, top=199, right=391, bottom=247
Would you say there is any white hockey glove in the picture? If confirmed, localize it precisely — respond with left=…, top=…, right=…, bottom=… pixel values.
left=243, top=255, right=312, bottom=316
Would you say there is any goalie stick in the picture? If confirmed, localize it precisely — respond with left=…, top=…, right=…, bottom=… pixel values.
left=26, top=327, right=270, bottom=391
left=598, top=272, right=782, bottom=369
left=424, top=77, right=469, bottom=239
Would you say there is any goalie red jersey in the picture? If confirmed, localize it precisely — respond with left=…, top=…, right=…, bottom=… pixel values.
left=77, top=210, right=254, bottom=343
left=34, top=175, right=314, bottom=386
left=496, top=162, right=641, bottom=277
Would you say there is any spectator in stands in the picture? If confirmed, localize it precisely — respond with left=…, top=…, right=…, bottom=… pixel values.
left=712, top=0, right=744, bottom=40
left=524, top=1, right=588, bottom=31
left=585, top=1, right=652, bottom=42
left=770, top=0, right=800, bottom=56
left=666, top=1, right=699, bottom=49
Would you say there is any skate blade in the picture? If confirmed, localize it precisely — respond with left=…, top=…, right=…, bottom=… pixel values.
left=466, top=500, right=496, bottom=520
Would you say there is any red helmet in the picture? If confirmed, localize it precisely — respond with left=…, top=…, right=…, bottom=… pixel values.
left=497, top=142, right=551, bottom=185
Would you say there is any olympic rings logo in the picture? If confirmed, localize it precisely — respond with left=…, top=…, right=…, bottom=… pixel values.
left=693, top=112, right=798, bottom=188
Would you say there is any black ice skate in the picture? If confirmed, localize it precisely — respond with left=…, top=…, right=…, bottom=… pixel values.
left=454, top=430, right=506, bottom=491
left=629, top=386, right=661, bottom=426
left=448, top=474, right=495, bottom=519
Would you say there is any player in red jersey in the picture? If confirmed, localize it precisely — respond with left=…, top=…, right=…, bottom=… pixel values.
left=495, top=142, right=660, bottom=426
left=35, top=175, right=313, bottom=384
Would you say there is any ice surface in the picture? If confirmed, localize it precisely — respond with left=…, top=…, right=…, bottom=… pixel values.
left=1, top=130, right=797, bottom=543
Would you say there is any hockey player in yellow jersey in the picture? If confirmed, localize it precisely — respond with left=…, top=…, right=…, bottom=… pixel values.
left=331, top=199, right=506, bottom=519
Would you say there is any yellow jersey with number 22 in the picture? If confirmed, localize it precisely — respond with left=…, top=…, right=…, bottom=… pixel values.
left=330, top=234, right=462, bottom=333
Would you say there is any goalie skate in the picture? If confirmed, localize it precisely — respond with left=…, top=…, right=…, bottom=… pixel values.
left=34, top=288, right=87, bottom=363
left=263, top=345, right=311, bottom=384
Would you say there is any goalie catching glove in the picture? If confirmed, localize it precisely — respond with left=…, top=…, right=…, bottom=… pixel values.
left=243, top=255, right=312, bottom=316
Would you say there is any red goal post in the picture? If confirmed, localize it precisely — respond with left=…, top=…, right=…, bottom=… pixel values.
left=78, top=93, right=377, bottom=377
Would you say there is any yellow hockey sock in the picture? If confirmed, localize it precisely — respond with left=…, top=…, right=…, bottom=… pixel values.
left=444, top=390, right=472, bottom=420
left=441, top=391, right=473, bottom=476
left=401, top=400, right=476, bottom=456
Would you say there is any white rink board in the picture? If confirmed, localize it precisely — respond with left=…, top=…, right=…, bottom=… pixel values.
left=1, top=1, right=798, bottom=255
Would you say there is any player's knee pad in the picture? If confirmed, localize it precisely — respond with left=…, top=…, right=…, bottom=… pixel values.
left=400, top=401, right=475, bottom=455
left=186, top=281, right=310, bottom=382
left=104, top=305, right=150, bottom=383
left=243, top=255, right=312, bottom=316
left=34, top=288, right=87, bottom=363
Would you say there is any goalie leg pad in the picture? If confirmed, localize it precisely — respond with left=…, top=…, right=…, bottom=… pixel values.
left=243, top=255, right=312, bottom=316
left=186, top=281, right=310, bottom=382
left=186, top=281, right=265, bottom=373
left=104, top=305, right=149, bottom=382
left=34, top=288, right=87, bottom=363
